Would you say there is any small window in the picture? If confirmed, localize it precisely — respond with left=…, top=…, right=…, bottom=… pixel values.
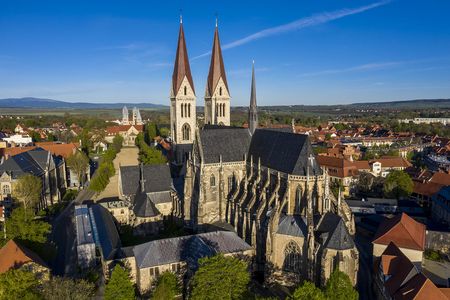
left=171, top=264, right=176, bottom=271
left=184, top=86, right=187, bottom=95
left=219, top=87, right=222, bottom=96
left=155, top=267, right=160, bottom=276
left=181, top=104, right=184, bottom=118
left=210, top=175, right=216, bottom=187
left=150, top=268, right=154, bottom=276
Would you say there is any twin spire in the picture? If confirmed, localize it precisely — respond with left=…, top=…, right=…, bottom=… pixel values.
left=172, top=16, right=228, bottom=99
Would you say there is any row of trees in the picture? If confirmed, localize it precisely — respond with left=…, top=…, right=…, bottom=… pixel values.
left=89, top=135, right=124, bottom=193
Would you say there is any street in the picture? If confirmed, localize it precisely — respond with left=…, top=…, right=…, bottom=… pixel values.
left=355, top=234, right=376, bottom=300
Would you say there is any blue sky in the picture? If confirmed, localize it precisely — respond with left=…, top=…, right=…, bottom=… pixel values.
left=1, top=0, right=450, bottom=106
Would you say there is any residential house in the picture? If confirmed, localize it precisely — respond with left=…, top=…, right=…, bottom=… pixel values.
left=372, top=213, right=426, bottom=266
left=374, top=241, right=448, bottom=300
left=105, top=125, right=143, bottom=146
left=0, top=148, right=66, bottom=208
left=431, top=186, right=450, bottom=226
left=0, top=240, right=49, bottom=280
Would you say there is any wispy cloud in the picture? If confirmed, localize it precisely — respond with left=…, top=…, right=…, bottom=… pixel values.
left=301, top=61, right=403, bottom=77
left=192, top=0, right=391, bottom=60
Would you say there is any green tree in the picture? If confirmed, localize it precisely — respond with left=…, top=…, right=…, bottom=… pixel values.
left=0, top=268, right=40, bottom=299
left=3, top=207, right=51, bottom=251
left=190, top=254, right=250, bottom=300
left=290, top=281, right=325, bottom=300
left=79, top=129, right=92, bottom=155
left=152, top=271, right=179, bottom=300
left=145, top=123, right=159, bottom=143
left=41, top=277, right=95, bottom=300
left=66, top=150, right=90, bottom=189
left=29, top=131, right=42, bottom=142
left=324, top=270, right=358, bottom=300
left=13, top=174, right=42, bottom=210
left=112, top=134, right=124, bottom=153
left=383, top=170, right=414, bottom=199
left=104, top=265, right=135, bottom=300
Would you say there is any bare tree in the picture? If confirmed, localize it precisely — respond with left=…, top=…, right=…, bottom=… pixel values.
left=13, top=174, right=42, bottom=210
left=66, top=150, right=90, bottom=190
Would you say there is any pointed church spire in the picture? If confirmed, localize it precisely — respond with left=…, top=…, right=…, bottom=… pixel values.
left=172, top=19, right=195, bottom=96
left=206, top=23, right=229, bottom=98
left=248, top=60, right=258, bottom=135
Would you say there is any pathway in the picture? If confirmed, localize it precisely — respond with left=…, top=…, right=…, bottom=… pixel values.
left=94, top=146, right=139, bottom=201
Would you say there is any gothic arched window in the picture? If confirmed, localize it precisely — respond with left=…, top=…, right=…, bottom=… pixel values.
left=181, top=104, right=184, bottom=118
left=210, top=175, right=216, bottom=187
left=188, top=103, right=191, bottom=118
left=283, top=241, right=301, bottom=273
left=182, top=123, right=191, bottom=141
left=219, top=86, right=222, bottom=96
left=184, top=86, right=187, bottom=96
left=222, top=103, right=226, bottom=117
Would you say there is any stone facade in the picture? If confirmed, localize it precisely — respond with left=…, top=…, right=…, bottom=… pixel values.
left=183, top=128, right=359, bottom=286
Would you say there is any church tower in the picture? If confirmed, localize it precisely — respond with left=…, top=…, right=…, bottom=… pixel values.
left=170, top=16, right=196, bottom=144
left=122, top=106, right=129, bottom=125
left=248, top=61, right=258, bottom=135
left=204, top=20, right=230, bottom=126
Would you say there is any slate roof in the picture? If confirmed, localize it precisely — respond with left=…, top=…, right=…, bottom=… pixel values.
left=248, top=129, right=322, bottom=176
left=120, top=164, right=173, bottom=196
left=133, top=191, right=160, bottom=218
left=89, top=204, right=121, bottom=260
left=316, top=212, right=355, bottom=250
left=0, top=148, right=52, bottom=179
left=199, top=126, right=251, bottom=164
left=133, top=231, right=251, bottom=269
left=277, top=214, right=307, bottom=237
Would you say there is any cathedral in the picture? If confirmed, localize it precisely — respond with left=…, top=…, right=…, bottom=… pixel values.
left=169, top=18, right=359, bottom=287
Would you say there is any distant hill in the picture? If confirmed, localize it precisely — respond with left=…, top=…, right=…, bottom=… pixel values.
left=349, top=98, right=450, bottom=109
left=0, top=97, right=167, bottom=109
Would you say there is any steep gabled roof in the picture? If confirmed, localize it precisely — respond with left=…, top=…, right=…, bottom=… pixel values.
left=316, top=213, right=354, bottom=250
left=373, top=213, right=426, bottom=251
left=379, top=242, right=419, bottom=296
left=248, top=129, right=322, bottom=176
left=199, top=126, right=251, bottom=164
left=172, top=23, right=195, bottom=96
left=0, top=240, right=48, bottom=273
left=205, top=26, right=228, bottom=97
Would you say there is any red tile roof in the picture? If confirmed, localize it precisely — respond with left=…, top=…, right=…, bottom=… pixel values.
left=373, top=213, right=426, bottom=251
left=0, top=240, right=48, bottom=274
left=106, top=125, right=143, bottom=135
left=429, top=172, right=450, bottom=186
left=36, top=142, right=78, bottom=159
left=3, top=146, right=37, bottom=157
left=413, top=181, right=443, bottom=197
left=373, top=157, right=412, bottom=168
left=394, top=273, right=448, bottom=300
